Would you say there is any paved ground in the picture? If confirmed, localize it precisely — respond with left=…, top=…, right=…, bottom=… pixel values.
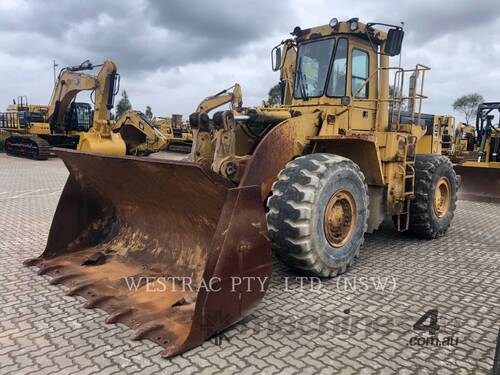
left=0, top=152, right=499, bottom=374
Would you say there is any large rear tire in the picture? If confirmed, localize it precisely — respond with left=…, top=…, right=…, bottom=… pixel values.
left=408, top=154, right=457, bottom=238
left=266, top=153, right=369, bottom=277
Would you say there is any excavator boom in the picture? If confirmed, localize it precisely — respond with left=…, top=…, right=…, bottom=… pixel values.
left=196, top=84, right=242, bottom=113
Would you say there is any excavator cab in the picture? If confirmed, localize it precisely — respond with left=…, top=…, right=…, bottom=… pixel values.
left=64, top=102, right=93, bottom=132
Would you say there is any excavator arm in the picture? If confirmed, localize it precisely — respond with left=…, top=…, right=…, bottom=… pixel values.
left=196, top=83, right=242, bottom=113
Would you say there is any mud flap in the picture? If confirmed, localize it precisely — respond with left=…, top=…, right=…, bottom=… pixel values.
left=24, top=149, right=272, bottom=357
left=454, top=164, right=500, bottom=203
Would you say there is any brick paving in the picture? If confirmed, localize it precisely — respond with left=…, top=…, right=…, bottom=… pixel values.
left=0, top=153, right=498, bottom=374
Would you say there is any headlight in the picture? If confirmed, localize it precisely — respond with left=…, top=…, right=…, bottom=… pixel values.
left=349, top=18, right=359, bottom=31
left=329, top=18, right=339, bottom=29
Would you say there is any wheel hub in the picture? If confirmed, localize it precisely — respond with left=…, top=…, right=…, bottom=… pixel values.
left=324, top=190, right=357, bottom=248
left=433, top=176, right=451, bottom=218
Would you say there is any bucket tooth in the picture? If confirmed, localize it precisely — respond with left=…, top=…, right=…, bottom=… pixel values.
left=23, top=257, right=40, bottom=267
left=38, top=264, right=63, bottom=275
left=84, top=295, right=112, bottom=309
left=66, top=282, right=94, bottom=296
left=130, top=322, right=164, bottom=340
left=49, top=273, right=82, bottom=285
left=105, top=307, right=135, bottom=324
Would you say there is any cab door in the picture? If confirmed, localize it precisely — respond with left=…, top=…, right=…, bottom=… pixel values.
left=348, top=42, right=377, bottom=131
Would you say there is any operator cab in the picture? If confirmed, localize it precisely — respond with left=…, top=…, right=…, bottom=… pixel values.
left=273, top=18, right=403, bottom=104
left=271, top=19, right=412, bottom=133
left=64, top=102, right=92, bottom=132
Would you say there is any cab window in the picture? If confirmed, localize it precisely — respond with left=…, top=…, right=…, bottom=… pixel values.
left=294, top=38, right=335, bottom=99
left=326, top=38, right=348, bottom=97
left=352, top=48, right=369, bottom=98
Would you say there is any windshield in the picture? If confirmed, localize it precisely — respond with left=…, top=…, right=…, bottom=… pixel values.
left=294, top=38, right=335, bottom=99
left=76, top=105, right=91, bottom=130
left=326, top=38, right=348, bottom=97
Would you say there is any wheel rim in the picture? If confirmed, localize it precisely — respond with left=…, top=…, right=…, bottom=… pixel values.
left=433, top=177, right=451, bottom=218
left=324, top=189, right=357, bottom=248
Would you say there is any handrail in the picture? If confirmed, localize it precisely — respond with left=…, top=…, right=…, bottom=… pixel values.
left=0, top=112, right=20, bottom=129
left=351, top=64, right=431, bottom=131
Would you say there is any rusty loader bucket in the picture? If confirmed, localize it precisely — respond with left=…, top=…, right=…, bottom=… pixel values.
left=454, top=163, right=500, bottom=203
left=24, top=149, right=272, bottom=357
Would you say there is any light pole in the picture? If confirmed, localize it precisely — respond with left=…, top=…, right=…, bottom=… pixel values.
left=53, top=60, right=58, bottom=86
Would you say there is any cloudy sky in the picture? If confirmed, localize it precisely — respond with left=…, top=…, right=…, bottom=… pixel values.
left=0, top=0, right=499, bottom=121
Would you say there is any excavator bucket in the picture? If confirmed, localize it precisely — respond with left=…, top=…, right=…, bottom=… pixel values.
left=24, top=149, right=272, bottom=357
left=454, top=163, right=500, bottom=203
left=115, top=124, right=147, bottom=153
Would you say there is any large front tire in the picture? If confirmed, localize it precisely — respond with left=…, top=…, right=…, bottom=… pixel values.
left=408, top=154, right=457, bottom=238
left=266, top=154, right=369, bottom=277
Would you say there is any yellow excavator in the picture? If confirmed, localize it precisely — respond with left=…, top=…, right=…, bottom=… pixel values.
left=26, top=19, right=458, bottom=357
left=454, top=102, right=500, bottom=202
left=0, top=60, right=125, bottom=159
left=112, top=84, right=242, bottom=155
left=155, top=114, right=193, bottom=153
left=113, top=110, right=170, bottom=155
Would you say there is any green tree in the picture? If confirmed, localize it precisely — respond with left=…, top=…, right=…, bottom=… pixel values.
left=267, top=83, right=282, bottom=105
left=116, top=90, right=132, bottom=118
left=452, top=93, right=484, bottom=125
left=145, top=105, right=153, bottom=119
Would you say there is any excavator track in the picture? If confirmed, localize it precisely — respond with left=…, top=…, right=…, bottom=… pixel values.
left=5, top=134, right=51, bottom=160
left=168, top=140, right=193, bottom=153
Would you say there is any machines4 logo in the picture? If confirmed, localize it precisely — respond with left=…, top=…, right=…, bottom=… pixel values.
left=408, top=309, right=459, bottom=348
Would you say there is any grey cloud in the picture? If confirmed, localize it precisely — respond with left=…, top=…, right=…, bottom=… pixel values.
left=0, top=0, right=499, bottom=119
left=376, top=0, right=500, bottom=45
left=0, top=0, right=128, bottom=37
left=147, top=0, right=290, bottom=40
left=0, top=0, right=292, bottom=75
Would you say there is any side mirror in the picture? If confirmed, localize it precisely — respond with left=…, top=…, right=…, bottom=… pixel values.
left=384, top=28, right=404, bottom=56
left=271, top=46, right=282, bottom=72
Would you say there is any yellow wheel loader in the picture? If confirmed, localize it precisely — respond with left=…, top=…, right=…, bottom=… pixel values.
left=0, top=60, right=125, bottom=159
left=25, top=19, right=457, bottom=357
left=113, top=110, right=170, bottom=156
left=453, top=102, right=500, bottom=202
